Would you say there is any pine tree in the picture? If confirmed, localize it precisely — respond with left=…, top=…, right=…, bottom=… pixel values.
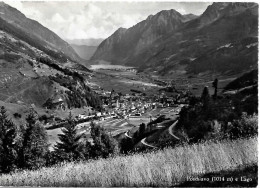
left=120, top=137, right=134, bottom=154
left=17, top=110, right=49, bottom=170
left=90, top=121, right=119, bottom=158
left=0, top=106, right=17, bottom=173
left=212, top=78, right=218, bottom=100
left=201, top=86, right=210, bottom=110
left=54, top=112, right=84, bottom=162
left=139, top=123, right=146, bottom=137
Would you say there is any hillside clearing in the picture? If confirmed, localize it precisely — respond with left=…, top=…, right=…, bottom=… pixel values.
left=0, top=136, right=257, bottom=187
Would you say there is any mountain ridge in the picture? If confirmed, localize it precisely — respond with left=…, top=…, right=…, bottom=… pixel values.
left=0, top=2, right=101, bottom=112
left=91, top=8, right=197, bottom=64
left=0, top=2, right=81, bottom=63
left=91, top=2, right=258, bottom=76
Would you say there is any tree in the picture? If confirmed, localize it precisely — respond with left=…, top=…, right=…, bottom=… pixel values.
left=201, top=86, right=210, bottom=110
left=212, top=78, right=218, bottom=99
left=54, top=112, right=84, bottom=162
left=139, top=123, right=146, bottom=137
left=0, top=106, right=17, bottom=173
left=90, top=121, right=119, bottom=159
left=17, top=110, right=49, bottom=170
left=189, top=96, right=200, bottom=106
left=119, top=137, right=134, bottom=154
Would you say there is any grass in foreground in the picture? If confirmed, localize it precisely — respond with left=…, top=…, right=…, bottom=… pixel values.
left=0, top=137, right=257, bottom=187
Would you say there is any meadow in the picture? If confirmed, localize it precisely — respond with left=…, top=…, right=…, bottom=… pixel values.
left=0, top=136, right=256, bottom=187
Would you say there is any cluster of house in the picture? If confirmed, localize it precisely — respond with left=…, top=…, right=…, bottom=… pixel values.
left=72, top=89, right=190, bottom=121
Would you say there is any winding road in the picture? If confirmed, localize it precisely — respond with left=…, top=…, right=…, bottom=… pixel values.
left=137, top=119, right=180, bottom=149
left=168, top=120, right=180, bottom=140
left=125, top=131, right=132, bottom=139
left=141, top=137, right=158, bottom=148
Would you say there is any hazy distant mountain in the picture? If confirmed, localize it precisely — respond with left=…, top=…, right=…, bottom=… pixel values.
left=183, top=14, right=199, bottom=21
left=66, top=38, right=104, bottom=46
left=91, top=3, right=258, bottom=75
left=0, top=2, right=81, bottom=62
left=71, top=44, right=97, bottom=60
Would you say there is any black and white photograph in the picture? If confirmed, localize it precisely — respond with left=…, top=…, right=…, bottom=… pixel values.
left=0, top=1, right=258, bottom=187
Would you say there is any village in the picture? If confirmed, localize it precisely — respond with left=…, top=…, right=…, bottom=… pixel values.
left=69, top=85, right=190, bottom=136
left=74, top=85, right=189, bottom=120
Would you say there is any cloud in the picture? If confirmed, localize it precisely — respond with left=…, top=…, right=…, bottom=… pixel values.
left=51, top=13, right=65, bottom=23
left=54, top=3, right=144, bottom=39
left=176, top=8, right=187, bottom=15
left=4, top=1, right=211, bottom=40
left=6, top=1, right=44, bottom=21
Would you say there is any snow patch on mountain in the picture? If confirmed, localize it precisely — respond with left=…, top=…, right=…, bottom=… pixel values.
left=217, top=43, right=233, bottom=50
left=246, top=42, right=258, bottom=48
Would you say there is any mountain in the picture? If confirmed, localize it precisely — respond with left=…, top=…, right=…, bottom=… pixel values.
left=91, top=3, right=258, bottom=76
left=183, top=14, right=199, bottom=21
left=70, top=44, right=97, bottom=60
left=0, top=2, right=101, bottom=112
left=0, top=2, right=81, bottom=63
left=66, top=38, right=104, bottom=46
left=91, top=9, right=197, bottom=64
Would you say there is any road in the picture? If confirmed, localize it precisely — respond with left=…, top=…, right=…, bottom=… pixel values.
left=125, top=131, right=132, bottom=139
left=139, top=119, right=180, bottom=149
left=168, top=120, right=180, bottom=140
left=141, top=137, right=158, bottom=148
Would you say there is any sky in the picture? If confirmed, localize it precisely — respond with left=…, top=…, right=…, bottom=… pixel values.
left=5, top=1, right=212, bottom=40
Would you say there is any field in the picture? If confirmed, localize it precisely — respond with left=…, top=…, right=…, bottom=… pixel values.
left=46, top=105, right=179, bottom=149
left=0, top=136, right=256, bottom=187
left=47, top=115, right=153, bottom=149
left=0, top=68, right=28, bottom=101
left=0, top=65, right=57, bottom=106
left=88, top=64, right=241, bottom=98
left=89, top=68, right=162, bottom=95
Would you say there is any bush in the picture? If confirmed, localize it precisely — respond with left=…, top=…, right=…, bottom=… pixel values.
left=176, top=85, right=258, bottom=142
left=227, top=113, right=258, bottom=139
left=54, top=117, right=62, bottom=122
left=13, top=113, right=22, bottom=118
left=39, top=115, right=48, bottom=123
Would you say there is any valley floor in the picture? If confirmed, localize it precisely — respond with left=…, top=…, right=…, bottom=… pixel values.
left=0, top=136, right=256, bottom=187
